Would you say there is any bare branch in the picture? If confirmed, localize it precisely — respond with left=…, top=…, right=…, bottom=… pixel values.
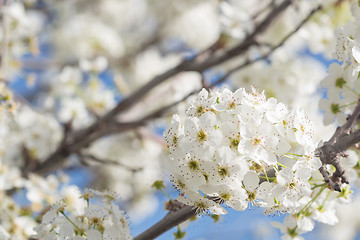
left=99, top=0, right=293, bottom=123
left=31, top=0, right=293, bottom=175
left=93, top=2, right=322, bottom=138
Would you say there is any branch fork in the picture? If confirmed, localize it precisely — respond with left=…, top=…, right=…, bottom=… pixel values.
left=316, top=99, right=360, bottom=191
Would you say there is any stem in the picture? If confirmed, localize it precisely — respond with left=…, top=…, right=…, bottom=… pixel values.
left=319, top=190, right=331, bottom=209
left=277, top=162, right=287, bottom=168
left=60, top=211, right=85, bottom=236
left=160, top=189, right=173, bottom=201
left=311, top=183, right=328, bottom=190
left=286, top=153, right=304, bottom=157
left=339, top=101, right=358, bottom=109
left=344, top=84, right=360, bottom=97
left=259, top=176, right=276, bottom=180
left=298, top=185, right=326, bottom=215
left=282, top=154, right=298, bottom=160
left=262, top=168, right=270, bottom=182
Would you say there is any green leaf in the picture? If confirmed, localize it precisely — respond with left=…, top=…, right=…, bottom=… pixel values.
left=152, top=180, right=165, bottom=190
left=210, top=214, right=220, bottom=223
left=173, top=228, right=186, bottom=239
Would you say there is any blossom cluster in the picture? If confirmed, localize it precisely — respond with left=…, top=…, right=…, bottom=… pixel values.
left=32, top=189, right=132, bottom=240
left=0, top=1, right=43, bottom=80
left=320, top=0, right=360, bottom=125
left=0, top=169, right=97, bottom=238
left=165, top=87, right=352, bottom=239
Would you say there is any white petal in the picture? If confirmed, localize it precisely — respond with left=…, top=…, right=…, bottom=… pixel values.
left=208, top=205, right=227, bottom=215
left=243, top=171, right=259, bottom=191
left=87, top=229, right=102, bottom=240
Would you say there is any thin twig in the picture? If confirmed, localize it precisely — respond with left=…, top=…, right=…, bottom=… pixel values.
left=252, top=0, right=275, bottom=20
left=210, top=5, right=322, bottom=87
left=79, top=153, right=142, bottom=172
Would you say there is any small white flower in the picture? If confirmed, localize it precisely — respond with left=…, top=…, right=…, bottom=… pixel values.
left=319, top=98, right=347, bottom=125
left=271, top=215, right=304, bottom=240
left=186, top=89, right=216, bottom=117
left=181, top=111, right=223, bottom=158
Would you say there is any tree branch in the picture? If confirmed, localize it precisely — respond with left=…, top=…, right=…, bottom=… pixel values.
left=94, top=3, right=322, bottom=139
left=100, top=0, right=293, bottom=123
left=316, top=99, right=360, bottom=191
left=30, top=0, right=293, bottom=176
left=134, top=205, right=197, bottom=240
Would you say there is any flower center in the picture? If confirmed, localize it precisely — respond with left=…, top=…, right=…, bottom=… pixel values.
left=197, top=130, right=207, bottom=142
left=218, top=165, right=230, bottom=178
left=230, top=137, right=239, bottom=148
left=188, top=160, right=200, bottom=171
